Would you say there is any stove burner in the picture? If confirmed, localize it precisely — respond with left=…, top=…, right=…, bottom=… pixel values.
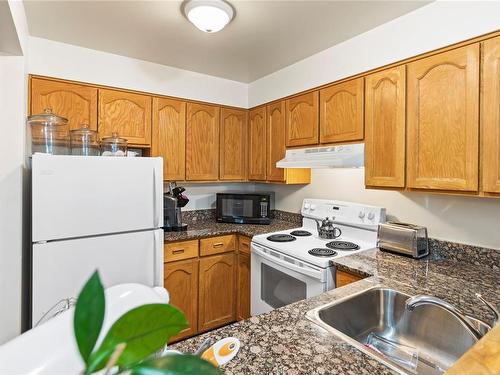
left=289, top=230, right=312, bottom=237
left=308, top=248, right=338, bottom=257
left=267, top=234, right=296, bottom=242
left=326, top=241, right=360, bottom=251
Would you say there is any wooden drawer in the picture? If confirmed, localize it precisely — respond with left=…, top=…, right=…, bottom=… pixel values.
left=164, top=240, right=199, bottom=263
left=200, top=235, right=236, bottom=256
left=335, top=269, right=363, bottom=287
left=238, top=235, right=251, bottom=254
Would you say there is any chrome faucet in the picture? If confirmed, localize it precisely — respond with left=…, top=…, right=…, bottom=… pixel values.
left=405, top=294, right=498, bottom=341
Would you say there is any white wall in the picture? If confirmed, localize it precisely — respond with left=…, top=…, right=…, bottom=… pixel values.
left=27, top=37, right=248, bottom=108
left=251, top=1, right=500, bottom=250
left=257, top=170, right=500, bottom=250
left=249, top=1, right=500, bottom=106
left=0, top=0, right=29, bottom=344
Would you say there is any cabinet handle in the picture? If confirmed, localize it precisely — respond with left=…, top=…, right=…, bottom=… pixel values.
left=213, top=242, right=224, bottom=248
left=172, top=249, right=185, bottom=254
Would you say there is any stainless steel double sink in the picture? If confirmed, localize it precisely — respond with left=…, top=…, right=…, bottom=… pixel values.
left=306, top=287, right=480, bottom=374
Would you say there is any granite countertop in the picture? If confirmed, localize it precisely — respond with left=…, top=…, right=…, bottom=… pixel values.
left=172, top=247, right=500, bottom=374
left=164, top=219, right=298, bottom=243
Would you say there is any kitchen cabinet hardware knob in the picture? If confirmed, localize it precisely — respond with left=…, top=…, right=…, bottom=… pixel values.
left=172, top=249, right=185, bottom=254
left=213, top=242, right=224, bottom=247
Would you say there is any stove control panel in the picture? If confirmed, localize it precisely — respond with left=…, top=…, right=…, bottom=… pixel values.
left=301, top=198, right=386, bottom=230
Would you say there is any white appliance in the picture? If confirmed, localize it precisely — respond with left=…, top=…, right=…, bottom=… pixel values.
left=276, top=143, right=364, bottom=168
left=31, top=154, right=164, bottom=326
left=251, top=199, right=385, bottom=316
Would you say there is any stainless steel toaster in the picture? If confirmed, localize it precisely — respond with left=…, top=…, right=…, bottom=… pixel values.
left=377, top=222, right=429, bottom=258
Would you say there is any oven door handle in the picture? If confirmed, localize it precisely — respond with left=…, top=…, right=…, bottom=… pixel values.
left=252, top=244, right=325, bottom=281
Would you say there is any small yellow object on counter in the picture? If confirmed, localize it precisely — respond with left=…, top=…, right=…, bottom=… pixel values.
left=202, top=337, right=240, bottom=367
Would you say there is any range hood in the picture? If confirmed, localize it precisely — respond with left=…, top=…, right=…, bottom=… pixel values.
left=276, top=143, right=364, bottom=169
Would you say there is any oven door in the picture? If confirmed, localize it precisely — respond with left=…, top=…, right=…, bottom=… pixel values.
left=251, top=243, right=328, bottom=316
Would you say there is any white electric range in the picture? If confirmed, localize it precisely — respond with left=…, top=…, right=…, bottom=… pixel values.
left=251, top=199, right=386, bottom=315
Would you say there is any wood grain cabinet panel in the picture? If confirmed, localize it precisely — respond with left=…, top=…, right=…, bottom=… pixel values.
left=267, top=101, right=286, bottom=182
left=31, top=78, right=98, bottom=130
left=236, top=253, right=250, bottom=321
left=365, top=66, right=406, bottom=188
left=198, top=253, right=236, bottom=332
left=98, top=89, right=152, bottom=146
left=200, top=235, right=236, bottom=256
left=482, top=36, right=500, bottom=194
left=336, top=270, right=363, bottom=288
left=285, top=91, right=319, bottom=146
left=152, top=98, right=186, bottom=180
left=164, top=258, right=199, bottom=342
left=407, top=44, right=479, bottom=191
left=186, top=103, right=220, bottom=181
left=248, top=106, right=267, bottom=181
left=320, top=78, right=364, bottom=144
left=220, top=108, right=247, bottom=180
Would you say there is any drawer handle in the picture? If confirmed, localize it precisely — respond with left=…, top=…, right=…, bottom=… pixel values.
left=172, top=249, right=185, bottom=254
left=213, top=242, right=224, bottom=248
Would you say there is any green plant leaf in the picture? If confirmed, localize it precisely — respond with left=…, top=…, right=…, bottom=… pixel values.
left=74, top=270, right=105, bottom=364
left=129, top=354, right=223, bottom=375
left=86, top=304, right=188, bottom=373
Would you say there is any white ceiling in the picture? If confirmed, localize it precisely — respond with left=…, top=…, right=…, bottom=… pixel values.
left=23, top=1, right=430, bottom=83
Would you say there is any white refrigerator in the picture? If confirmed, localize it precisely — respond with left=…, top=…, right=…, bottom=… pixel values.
left=31, top=154, right=164, bottom=326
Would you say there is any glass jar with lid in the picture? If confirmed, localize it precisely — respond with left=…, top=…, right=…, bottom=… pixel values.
left=27, top=108, right=69, bottom=155
left=100, top=132, right=128, bottom=156
left=70, top=124, right=100, bottom=156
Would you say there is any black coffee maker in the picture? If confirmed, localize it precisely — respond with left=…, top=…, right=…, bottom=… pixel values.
left=164, top=182, right=189, bottom=231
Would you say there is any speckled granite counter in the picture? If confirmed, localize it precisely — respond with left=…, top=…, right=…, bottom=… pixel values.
left=172, top=246, right=500, bottom=374
left=164, top=219, right=298, bottom=243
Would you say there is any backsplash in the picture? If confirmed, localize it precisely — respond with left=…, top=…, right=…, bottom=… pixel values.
left=428, top=238, right=500, bottom=270
left=181, top=209, right=303, bottom=226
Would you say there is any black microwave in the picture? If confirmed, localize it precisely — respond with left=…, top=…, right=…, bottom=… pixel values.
left=216, top=192, right=274, bottom=224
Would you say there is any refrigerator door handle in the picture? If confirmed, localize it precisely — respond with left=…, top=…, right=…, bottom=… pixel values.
left=153, top=229, right=164, bottom=286
left=153, top=161, right=164, bottom=229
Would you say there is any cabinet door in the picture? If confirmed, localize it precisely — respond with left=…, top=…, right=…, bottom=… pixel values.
left=407, top=45, right=479, bottom=191
left=199, top=253, right=236, bottom=332
left=365, top=66, right=406, bottom=188
left=236, top=253, right=250, bottom=321
left=152, top=98, right=186, bottom=181
left=320, top=78, right=364, bottom=144
left=164, top=258, right=199, bottom=342
left=285, top=91, right=319, bottom=146
left=98, top=89, right=152, bottom=146
left=31, top=78, right=98, bottom=131
left=482, top=36, right=500, bottom=194
left=267, top=101, right=286, bottom=182
left=186, top=103, right=220, bottom=181
left=220, top=108, right=247, bottom=180
left=248, top=106, right=267, bottom=181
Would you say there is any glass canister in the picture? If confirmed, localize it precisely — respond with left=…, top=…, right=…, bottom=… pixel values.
left=27, top=108, right=69, bottom=155
left=70, top=124, right=100, bottom=156
left=100, top=132, right=128, bottom=156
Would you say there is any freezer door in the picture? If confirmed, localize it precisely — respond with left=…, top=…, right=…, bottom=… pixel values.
left=31, top=229, right=164, bottom=326
left=32, top=154, right=163, bottom=242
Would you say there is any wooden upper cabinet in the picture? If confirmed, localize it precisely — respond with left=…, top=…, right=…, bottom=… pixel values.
left=320, top=77, right=364, bottom=144
left=285, top=91, right=319, bottom=146
left=185, top=103, right=220, bottom=181
left=98, top=89, right=152, bottom=146
left=198, top=253, right=236, bottom=333
left=248, top=106, right=267, bottom=181
left=407, top=44, right=479, bottom=191
left=164, top=258, right=199, bottom=342
left=482, top=36, right=500, bottom=194
left=31, top=78, right=98, bottom=131
left=152, top=98, right=186, bottom=181
left=365, top=66, right=406, bottom=188
left=267, top=101, right=286, bottom=182
left=220, top=108, right=247, bottom=180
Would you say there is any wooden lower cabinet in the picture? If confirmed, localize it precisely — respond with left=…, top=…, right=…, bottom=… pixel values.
left=236, top=252, right=251, bottom=321
left=164, top=258, right=199, bottom=343
left=335, top=269, right=363, bottom=288
left=198, top=253, right=236, bottom=332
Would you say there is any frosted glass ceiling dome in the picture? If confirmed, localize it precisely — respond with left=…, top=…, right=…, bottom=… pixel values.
left=183, top=0, right=234, bottom=33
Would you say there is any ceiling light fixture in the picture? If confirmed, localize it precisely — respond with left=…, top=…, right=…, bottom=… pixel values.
left=182, top=0, right=234, bottom=33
